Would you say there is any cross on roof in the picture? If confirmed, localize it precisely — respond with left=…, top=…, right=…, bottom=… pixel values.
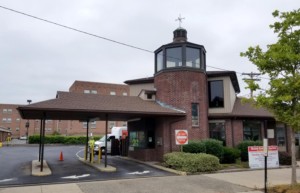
left=175, top=14, right=185, bottom=28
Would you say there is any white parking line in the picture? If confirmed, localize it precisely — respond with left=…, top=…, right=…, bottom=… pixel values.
left=76, top=147, right=85, bottom=159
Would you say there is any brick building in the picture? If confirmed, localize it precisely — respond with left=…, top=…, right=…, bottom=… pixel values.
left=17, top=27, right=298, bottom=161
left=0, top=81, right=128, bottom=138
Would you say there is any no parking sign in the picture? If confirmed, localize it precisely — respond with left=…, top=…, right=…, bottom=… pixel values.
left=175, top=130, right=188, bottom=145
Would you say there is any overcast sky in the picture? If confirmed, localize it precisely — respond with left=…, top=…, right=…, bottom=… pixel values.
left=0, top=0, right=299, bottom=104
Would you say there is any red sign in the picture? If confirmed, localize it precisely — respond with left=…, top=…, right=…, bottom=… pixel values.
left=175, top=130, right=188, bottom=145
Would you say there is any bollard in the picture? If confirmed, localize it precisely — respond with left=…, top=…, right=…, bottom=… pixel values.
left=98, top=149, right=102, bottom=164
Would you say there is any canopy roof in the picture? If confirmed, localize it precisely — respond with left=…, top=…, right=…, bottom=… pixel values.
left=18, top=91, right=185, bottom=121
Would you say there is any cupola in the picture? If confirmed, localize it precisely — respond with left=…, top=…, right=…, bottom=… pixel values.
left=154, top=28, right=206, bottom=74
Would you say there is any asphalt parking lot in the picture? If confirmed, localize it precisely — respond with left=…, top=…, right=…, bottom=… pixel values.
left=0, top=145, right=173, bottom=187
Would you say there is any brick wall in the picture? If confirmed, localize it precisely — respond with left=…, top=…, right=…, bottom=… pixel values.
left=154, top=70, right=209, bottom=142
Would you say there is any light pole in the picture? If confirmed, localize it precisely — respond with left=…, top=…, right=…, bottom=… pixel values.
left=25, top=99, right=32, bottom=144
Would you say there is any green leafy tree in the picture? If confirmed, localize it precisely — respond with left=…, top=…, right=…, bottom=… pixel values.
left=241, top=9, right=300, bottom=185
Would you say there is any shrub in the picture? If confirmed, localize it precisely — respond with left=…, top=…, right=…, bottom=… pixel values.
left=183, top=141, right=206, bottom=153
left=279, top=151, right=291, bottom=165
left=202, top=139, right=224, bottom=160
left=221, top=147, right=241, bottom=164
left=28, top=135, right=102, bottom=144
left=163, top=152, right=220, bottom=173
left=237, top=140, right=263, bottom=161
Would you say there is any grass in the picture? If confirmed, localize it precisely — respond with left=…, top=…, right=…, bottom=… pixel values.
left=221, top=159, right=249, bottom=170
left=268, top=183, right=300, bottom=193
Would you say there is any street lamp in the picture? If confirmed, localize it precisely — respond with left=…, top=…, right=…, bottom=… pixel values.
left=25, top=99, right=32, bottom=144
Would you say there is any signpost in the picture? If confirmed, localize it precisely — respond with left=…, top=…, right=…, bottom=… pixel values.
left=248, top=144, right=279, bottom=193
left=175, top=130, right=188, bottom=152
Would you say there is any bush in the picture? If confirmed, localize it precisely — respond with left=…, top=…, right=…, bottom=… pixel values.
left=183, top=141, right=206, bottom=153
left=202, top=139, right=224, bottom=160
left=279, top=151, right=291, bottom=165
left=163, top=152, right=220, bottom=173
left=237, top=140, right=263, bottom=161
left=221, top=147, right=241, bottom=164
left=28, top=135, right=102, bottom=144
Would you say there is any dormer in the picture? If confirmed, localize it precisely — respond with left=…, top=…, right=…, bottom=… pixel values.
left=207, top=71, right=240, bottom=114
left=138, top=89, right=156, bottom=101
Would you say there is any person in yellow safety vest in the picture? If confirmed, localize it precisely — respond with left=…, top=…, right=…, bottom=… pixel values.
left=89, top=138, right=95, bottom=150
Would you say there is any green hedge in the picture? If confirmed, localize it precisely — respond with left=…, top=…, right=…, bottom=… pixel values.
left=237, top=140, right=263, bottom=161
left=279, top=152, right=291, bottom=165
left=163, top=152, right=220, bottom=173
left=182, top=140, right=206, bottom=153
left=183, top=139, right=223, bottom=160
left=221, top=147, right=241, bottom=164
left=28, top=135, right=101, bottom=144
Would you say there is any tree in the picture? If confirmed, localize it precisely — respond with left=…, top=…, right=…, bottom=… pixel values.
left=241, top=9, right=300, bottom=185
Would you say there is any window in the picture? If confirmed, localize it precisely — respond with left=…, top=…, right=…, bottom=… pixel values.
left=122, top=92, right=128, bottom=96
left=129, top=131, right=146, bottom=148
left=191, top=103, right=199, bottom=126
left=2, top=109, right=7, bottom=114
left=84, top=90, right=90, bottom=94
left=83, top=121, right=96, bottom=129
left=110, top=91, right=116, bottom=95
left=276, top=126, right=286, bottom=146
left=243, top=121, right=261, bottom=141
left=91, top=90, right=97, bottom=94
left=209, top=122, right=226, bottom=145
left=186, top=47, right=200, bottom=68
left=16, top=118, right=20, bottom=122
left=7, top=118, right=12, bottom=123
left=166, top=47, right=182, bottom=68
left=7, top=109, right=12, bottom=114
left=16, top=127, right=20, bottom=131
left=156, top=50, right=164, bottom=72
left=208, top=80, right=224, bottom=108
left=2, top=118, right=6, bottom=123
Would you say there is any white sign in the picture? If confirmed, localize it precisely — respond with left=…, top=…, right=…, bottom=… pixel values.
left=248, top=146, right=279, bottom=169
left=175, top=130, right=188, bottom=145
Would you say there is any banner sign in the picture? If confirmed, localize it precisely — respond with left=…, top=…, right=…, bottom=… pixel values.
left=248, top=146, right=279, bottom=169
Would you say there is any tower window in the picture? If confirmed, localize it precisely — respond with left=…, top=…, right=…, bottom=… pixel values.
left=156, top=50, right=164, bottom=72
left=166, top=47, right=182, bottom=68
left=186, top=47, right=200, bottom=68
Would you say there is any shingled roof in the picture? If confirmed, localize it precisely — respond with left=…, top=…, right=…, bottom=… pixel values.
left=18, top=91, right=185, bottom=121
left=209, top=97, right=274, bottom=118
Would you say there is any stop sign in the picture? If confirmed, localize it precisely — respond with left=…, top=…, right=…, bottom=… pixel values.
left=175, top=130, right=188, bottom=145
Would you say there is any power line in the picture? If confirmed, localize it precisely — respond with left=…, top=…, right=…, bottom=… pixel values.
left=0, top=5, right=271, bottom=81
left=0, top=5, right=153, bottom=54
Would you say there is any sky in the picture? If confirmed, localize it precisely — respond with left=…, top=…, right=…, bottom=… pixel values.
left=0, top=0, right=299, bottom=104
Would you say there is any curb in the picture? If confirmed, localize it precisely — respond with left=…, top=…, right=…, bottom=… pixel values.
left=32, top=160, right=52, bottom=176
left=119, top=156, right=187, bottom=176
left=78, top=158, right=117, bottom=172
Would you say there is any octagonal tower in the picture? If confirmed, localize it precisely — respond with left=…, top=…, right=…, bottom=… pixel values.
left=154, top=27, right=208, bottom=141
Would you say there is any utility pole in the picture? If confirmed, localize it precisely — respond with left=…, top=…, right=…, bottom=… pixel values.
left=242, top=72, right=261, bottom=98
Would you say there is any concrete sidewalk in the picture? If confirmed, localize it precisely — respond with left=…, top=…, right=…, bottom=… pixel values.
left=1, top=167, right=299, bottom=193
left=204, top=167, right=300, bottom=189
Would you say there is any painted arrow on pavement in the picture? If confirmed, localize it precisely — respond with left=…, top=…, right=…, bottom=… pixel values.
left=127, top=171, right=150, bottom=175
left=0, top=178, right=17, bottom=183
left=61, top=174, right=90, bottom=179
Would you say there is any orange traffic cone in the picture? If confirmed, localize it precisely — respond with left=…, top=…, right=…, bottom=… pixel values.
left=59, top=151, right=64, bottom=161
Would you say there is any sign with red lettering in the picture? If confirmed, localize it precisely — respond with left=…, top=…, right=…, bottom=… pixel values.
left=248, top=146, right=279, bottom=169
left=175, top=130, right=188, bottom=145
